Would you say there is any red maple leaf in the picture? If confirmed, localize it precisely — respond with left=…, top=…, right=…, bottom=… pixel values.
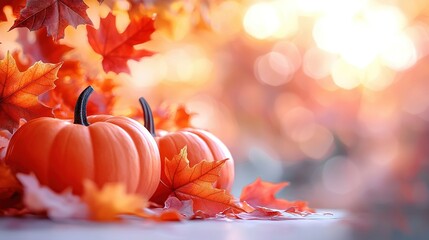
left=17, top=28, right=73, bottom=63
left=0, top=53, right=60, bottom=132
left=240, top=178, right=314, bottom=213
left=87, top=13, right=155, bottom=74
left=9, top=0, right=93, bottom=40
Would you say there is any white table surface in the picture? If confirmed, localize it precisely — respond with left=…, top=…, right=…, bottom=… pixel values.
left=0, top=210, right=353, bottom=240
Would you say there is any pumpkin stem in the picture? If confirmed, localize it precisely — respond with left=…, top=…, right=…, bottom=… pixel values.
left=74, top=86, right=94, bottom=126
left=139, top=97, right=156, bottom=137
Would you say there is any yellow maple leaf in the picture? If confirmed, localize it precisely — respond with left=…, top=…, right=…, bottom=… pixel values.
left=82, top=180, right=147, bottom=221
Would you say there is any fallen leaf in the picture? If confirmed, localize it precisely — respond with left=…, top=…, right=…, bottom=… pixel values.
left=234, top=207, right=283, bottom=220
left=0, top=53, right=60, bottom=132
left=82, top=180, right=146, bottom=221
left=87, top=13, right=155, bottom=74
left=0, top=163, right=22, bottom=209
left=163, top=196, right=194, bottom=218
left=240, top=178, right=314, bottom=213
left=140, top=197, right=193, bottom=221
left=16, top=173, right=88, bottom=219
left=162, top=146, right=242, bottom=216
left=10, top=0, right=93, bottom=40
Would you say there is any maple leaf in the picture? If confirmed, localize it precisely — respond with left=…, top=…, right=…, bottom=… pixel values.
left=82, top=180, right=146, bottom=221
left=162, top=146, right=242, bottom=216
left=0, top=163, right=22, bottom=210
left=17, top=28, right=73, bottom=63
left=228, top=206, right=283, bottom=220
left=240, top=178, right=314, bottom=213
left=0, top=0, right=26, bottom=22
left=133, top=104, right=195, bottom=132
left=16, top=173, right=88, bottom=219
left=38, top=60, right=118, bottom=119
left=138, top=196, right=193, bottom=221
left=87, top=13, right=155, bottom=74
left=173, top=105, right=195, bottom=129
left=0, top=53, right=61, bottom=132
left=10, top=0, right=93, bottom=40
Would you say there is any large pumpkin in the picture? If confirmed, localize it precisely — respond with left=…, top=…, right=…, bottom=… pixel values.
left=139, top=98, right=234, bottom=204
left=5, top=87, right=160, bottom=199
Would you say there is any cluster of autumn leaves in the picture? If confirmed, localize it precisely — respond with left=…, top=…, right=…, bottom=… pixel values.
left=0, top=0, right=313, bottom=221
left=1, top=147, right=312, bottom=221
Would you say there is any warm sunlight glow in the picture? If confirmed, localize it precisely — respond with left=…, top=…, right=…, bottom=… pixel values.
left=361, top=63, right=395, bottom=91
left=129, top=55, right=165, bottom=87
left=380, top=33, right=417, bottom=71
left=340, top=21, right=379, bottom=68
left=310, top=2, right=412, bottom=88
left=331, top=60, right=361, bottom=89
left=243, top=2, right=281, bottom=40
left=313, top=16, right=350, bottom=54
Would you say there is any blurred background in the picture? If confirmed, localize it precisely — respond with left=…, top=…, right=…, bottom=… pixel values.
left=1, top=0, right=429, bottom=238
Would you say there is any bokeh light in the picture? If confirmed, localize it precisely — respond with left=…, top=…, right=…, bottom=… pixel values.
left=243, top=2, right=281, bottom=40
left=2, top=0, right=429, bottom=235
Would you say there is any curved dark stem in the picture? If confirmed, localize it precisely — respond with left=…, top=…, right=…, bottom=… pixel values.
left=74, top=86, right=94, bottom=126
left=139, top=97, right=156, bottom=137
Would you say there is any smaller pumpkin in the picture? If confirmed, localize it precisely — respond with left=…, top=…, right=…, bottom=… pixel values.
left=5, top=86, right=161, bottom=199
left=139, top=97, right=235, bottom=205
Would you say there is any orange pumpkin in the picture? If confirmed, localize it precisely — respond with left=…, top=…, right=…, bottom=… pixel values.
left=139, top=98, right=235, bottom=204
left=5, top=87, right=160, bottom=199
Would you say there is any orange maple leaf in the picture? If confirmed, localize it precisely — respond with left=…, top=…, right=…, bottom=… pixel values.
left=172, top=105, right=195, bottom=129
left=39, top=60, right=118, bottom=119
left=0, top=53, right=61, bottom=132
left=162, top=147, right=242, bottom=216
left=240, top=178, right=314, bottom=213
left=82, top=180, right=147, bottom=221
left=139, top=104, right=195, bottom=132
